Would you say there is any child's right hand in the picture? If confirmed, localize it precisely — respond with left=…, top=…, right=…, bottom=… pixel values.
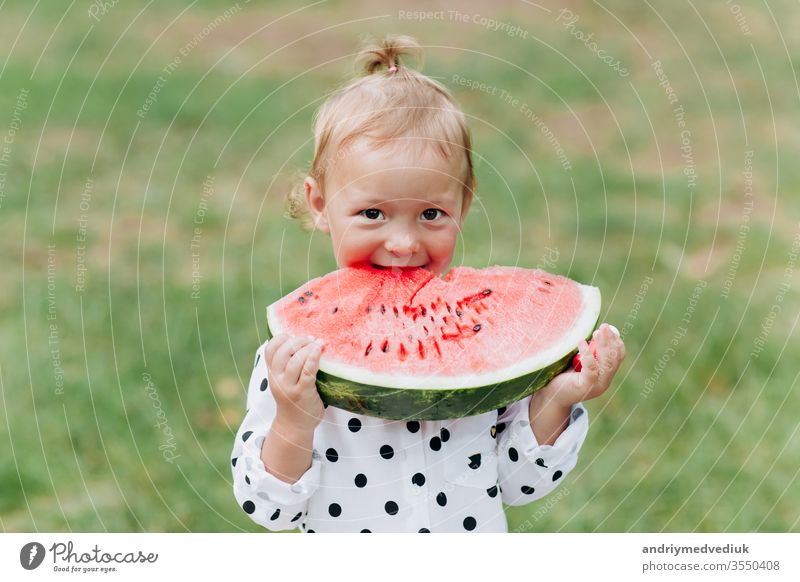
left=264, top=334, right=326, bottom=432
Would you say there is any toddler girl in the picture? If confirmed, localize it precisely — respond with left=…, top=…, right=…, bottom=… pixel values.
left=231, top=35, right=625, bottom=533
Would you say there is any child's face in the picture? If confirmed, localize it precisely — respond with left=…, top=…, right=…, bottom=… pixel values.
left=305, top=139, right=471, bottom=276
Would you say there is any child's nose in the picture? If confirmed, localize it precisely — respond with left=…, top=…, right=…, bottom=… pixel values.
left=385, top=233, right=420, bottom=256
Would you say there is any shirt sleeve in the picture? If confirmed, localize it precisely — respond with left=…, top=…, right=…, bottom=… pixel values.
left=496, top=395, right=588, bottom=506
left=230, top=341, right=323, bottom=532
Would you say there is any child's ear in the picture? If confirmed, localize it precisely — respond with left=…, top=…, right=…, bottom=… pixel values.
left=459, top=191, right=473, bottom=226
left=305, top=176, right=330, bottom=233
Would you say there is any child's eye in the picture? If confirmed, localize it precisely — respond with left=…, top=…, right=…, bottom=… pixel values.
left=421, top=208, right=444, bottom=221
left=361, top=209, right=384, bottom=220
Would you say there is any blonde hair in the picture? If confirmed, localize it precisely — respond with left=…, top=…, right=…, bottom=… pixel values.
left=286, top=34, right=476, bottom=231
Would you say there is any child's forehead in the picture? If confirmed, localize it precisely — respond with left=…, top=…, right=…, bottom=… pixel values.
left=335, top=138, right=465, bottom=180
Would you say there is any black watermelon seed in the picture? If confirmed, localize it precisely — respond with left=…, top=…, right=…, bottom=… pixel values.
left=456, top=309, right=462, bottom=317
left=473, top=324, right=482, bottom=332
left=332, top=306, right=338, bottom=314
left=482, top=289, right=491, bottom=295
left=305, top=291, right=312, bottom=296
left=381, top=341, right=389, bottom=353
left=380, top=305, right=386, bottom=314
left=298, top=296, right=305, bottom=303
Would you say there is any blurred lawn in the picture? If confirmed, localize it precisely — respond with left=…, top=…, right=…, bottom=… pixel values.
left=1, top=0, right=798, bottom=532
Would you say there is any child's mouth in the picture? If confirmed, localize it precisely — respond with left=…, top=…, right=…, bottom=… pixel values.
left=371, top=263, right=430, bottom=271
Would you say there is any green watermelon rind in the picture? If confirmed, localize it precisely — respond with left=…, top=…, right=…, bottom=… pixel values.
left=315, top=349, right=579, bottom=420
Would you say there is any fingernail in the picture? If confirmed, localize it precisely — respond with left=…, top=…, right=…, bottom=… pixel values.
left=608, top=324, right=620, bottom=337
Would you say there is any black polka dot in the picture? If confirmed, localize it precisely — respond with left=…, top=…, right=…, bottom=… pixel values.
left=418, top=528, right=430, bottom=533
left=244, top=475, right=250, bottom=485
left=496, top=422, right=507, bottom=434
left=468, top=453, right=481, bottom=470
left=380, top=444, right=394, bottom=459
left=463, top=516, right=477, bottom=531
left=508, top=447, right=519, bottom=462
left=354, top=473, right=367, bottom=487
left=231, top=457, right=237, bottom=467
left=552, top=470, right=563, bottom=481
left=406, top=420, right=420, bottom=433
left=521, top=485, right=535, bottom=495
left=360, top=529, right=371, bottom=533
left=242, top=431, right=253, bottom=442
left=348, top=418, right=362, bottom=432
left=497, top=406, right=507, bottom=415
left=412, top=472, right=425, bottom=486
left=255, top=353, right=261, bottom=367
left=429, top=436, right=442, bottom=451
left=270, top=508, right=280, bottom=520
left=436, top=492, right=447, bottom=507
left=385, top=501, right=399, bottom=515
left=328, top=503, right=342, bottom=517
left=325, top=448, right=339, bottom=462
left=259, top=378, right=268, bottom=391
left=535, top=457, right=548, bottom=468
left=440, top=427, right=450, bottom=442
left=487, top=485, right=498, bottom=498
left=291, top=511, right=303, bottom=522
left=242, top=501, right=255, bottom=514
left=307, top=529, right=315, bottom=533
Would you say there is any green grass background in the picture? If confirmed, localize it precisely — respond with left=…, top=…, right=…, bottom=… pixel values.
left=1, top=0, right=798, bottom=532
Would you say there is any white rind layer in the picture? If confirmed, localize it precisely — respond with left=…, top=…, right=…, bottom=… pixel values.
left=266, top=283, right=601, bottom=390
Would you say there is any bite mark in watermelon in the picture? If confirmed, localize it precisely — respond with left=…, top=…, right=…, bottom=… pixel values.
left=266, top=266, right=601, bottom=420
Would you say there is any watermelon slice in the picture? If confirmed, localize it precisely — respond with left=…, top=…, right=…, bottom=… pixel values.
left=265, top=266, right=601, bottom=420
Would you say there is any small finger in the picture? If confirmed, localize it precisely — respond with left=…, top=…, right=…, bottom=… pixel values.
left=273, top=335, right=315, bottom=372
left=285, top=341, right=322, bottom=385
left=264, top=333, right=290, bottom=364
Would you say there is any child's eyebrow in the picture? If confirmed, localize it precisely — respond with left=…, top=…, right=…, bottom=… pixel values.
left=360, top=197, right=453, bottom=207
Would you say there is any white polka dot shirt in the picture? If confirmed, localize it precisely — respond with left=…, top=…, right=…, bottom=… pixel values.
left=231, top=341, right=589, bottom=533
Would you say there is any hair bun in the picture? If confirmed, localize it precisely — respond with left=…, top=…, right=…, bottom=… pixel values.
left=356, top=34, right=423, bottom=75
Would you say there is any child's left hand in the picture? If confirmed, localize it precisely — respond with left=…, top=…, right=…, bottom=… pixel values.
left=539, top=323, right=626, bottom=407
